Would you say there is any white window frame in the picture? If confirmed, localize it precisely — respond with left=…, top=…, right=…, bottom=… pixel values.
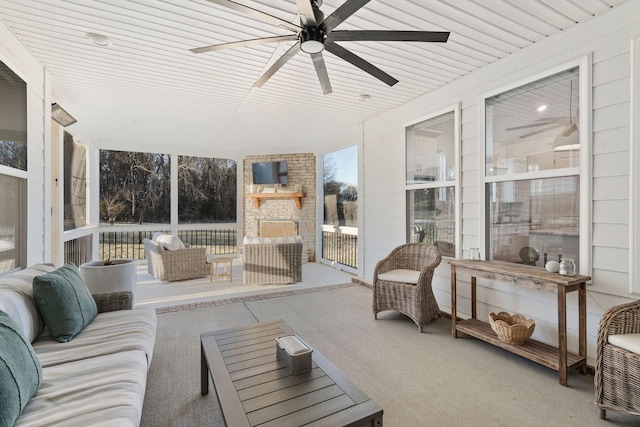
left=403, top=103, right=461, bottom=257
left=630, top=36, right=640, bottom=294
left=478, top=55, right=592, bottom=275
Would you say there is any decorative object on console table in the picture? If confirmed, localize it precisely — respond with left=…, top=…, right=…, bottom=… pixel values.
left=79, top=259, right=137, bottom=302
left=489, top=311, right=535, bottom=345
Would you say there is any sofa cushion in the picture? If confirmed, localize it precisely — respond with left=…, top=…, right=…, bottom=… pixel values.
left=154, top=234, right=185, bottom=251
left=16, top=350, right=148, bottom=427
left=377, top=269, right=420, bottom=284
left=32, top=263, right=98, bottom=343
left=0, top=310, right=42, bottom=427
left=0, top=263, right=56, bottom=342
left=33, top=307, right=157, bottom=369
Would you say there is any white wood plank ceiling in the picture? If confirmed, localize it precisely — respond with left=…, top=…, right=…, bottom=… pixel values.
left=0, top=0, right=628, bottom=156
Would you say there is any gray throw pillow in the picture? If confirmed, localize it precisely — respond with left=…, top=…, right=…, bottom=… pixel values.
left=0, top=310, right=42, bottom=426
left=33, top=263, right=98, bottom=343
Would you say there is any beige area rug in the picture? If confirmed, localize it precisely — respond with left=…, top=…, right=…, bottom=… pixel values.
left=141, top=284, right=637, bottom=427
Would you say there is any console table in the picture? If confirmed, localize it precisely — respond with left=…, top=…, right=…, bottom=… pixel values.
left=449, top=259, right=589, bottom=386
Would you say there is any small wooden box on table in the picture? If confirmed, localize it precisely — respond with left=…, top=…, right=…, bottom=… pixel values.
left=201, top=320, right=383, bottom=426
left=449, top=259, right=590, bottom=386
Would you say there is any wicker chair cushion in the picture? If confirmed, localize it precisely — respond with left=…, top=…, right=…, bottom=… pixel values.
left=377, top=269, right=420, bottom=284
left=33, top=264, right=98, bottom=343
left=154, top=234, right=185, bottom=251
left=608, top=333, right=640, bottom=354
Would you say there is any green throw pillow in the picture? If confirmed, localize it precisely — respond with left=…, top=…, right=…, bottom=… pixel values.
left=0, top=310, right=42, bottom=427
left=33, top=263, right=98, bottom=343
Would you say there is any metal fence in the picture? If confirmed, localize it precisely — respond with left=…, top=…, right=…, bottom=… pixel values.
left=322, top=229, right=358, bottom=269
left=63, top=234, right=93, bottom=266
left=97, top=228, right=238, bottom=261
left=53, top=227, right=240, bottom=264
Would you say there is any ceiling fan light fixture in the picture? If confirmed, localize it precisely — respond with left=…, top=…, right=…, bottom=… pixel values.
left=552, top=124, right=579, bottom=151
left=300, top=28, right=325, bottom=54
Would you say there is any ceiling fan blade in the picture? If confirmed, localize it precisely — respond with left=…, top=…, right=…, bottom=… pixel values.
left=190, top=35, right=298, bottom=54
left=325, top=41, right=398, bottom=86
left=506, top=118, right=567, bottom=131
left=295, top=0, right=317, bottom=27
left=206, top=0, right=300, bottom=33
left=254, top=43, right=301, bottom=88
left=322, top=0, right=371, bottom=33
left=519, top=123, right=566, bottom=139
left=311, top=52, right=332, bottom=94
left=328, top=30, right=450, bottom=43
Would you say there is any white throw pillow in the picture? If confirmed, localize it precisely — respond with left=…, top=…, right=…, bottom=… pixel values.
left=154, top=234, right=183, bottom=251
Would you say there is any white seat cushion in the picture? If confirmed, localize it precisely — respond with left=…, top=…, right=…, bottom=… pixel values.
left=17, top=350, right=148, bottom=427
left=609, top=333, right=640, bottom=354
left=377, top=269, right=420, bottom=284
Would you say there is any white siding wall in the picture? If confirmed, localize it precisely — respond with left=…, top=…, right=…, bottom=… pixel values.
left=362, top=2, right=640, bottom=364
left=0, top=19, right=50, bottom=265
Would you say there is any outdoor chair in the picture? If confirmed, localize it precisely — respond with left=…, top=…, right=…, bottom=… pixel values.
left=372, top=243, right=442, bottom=332
left=595, top=299, right=640, bottom=419
left=143, top=234, right=208, bottom=281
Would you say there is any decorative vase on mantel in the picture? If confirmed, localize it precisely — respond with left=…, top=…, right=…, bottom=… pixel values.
left=79, top=259, right=137, bottom=302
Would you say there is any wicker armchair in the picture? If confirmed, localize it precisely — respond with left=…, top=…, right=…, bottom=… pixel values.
left=372, top=243, right=442, bottom=332
left=243, top=241, right=302, bottom=285
left=143, top=238, right=208, bottom=281
left=595, top=299, right=640, bottom=419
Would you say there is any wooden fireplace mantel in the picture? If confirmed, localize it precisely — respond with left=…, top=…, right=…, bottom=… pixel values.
left=247, top=192, right=306, bottom=209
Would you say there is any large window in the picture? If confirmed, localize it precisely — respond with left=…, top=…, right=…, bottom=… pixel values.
left=485, top=67, right=581, bottom=268
left=406, top=110, right=456, bottom=257
left=322, top=145, right=358, bottom=269
left=0, top=60, right=27, bottom=273
left=100, top=150, right=171, bottom=225
left=178, top=156, right=237, bottom=223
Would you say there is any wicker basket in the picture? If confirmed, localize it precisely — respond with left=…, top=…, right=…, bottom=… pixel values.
left=489, top=312, right=535, bottom=345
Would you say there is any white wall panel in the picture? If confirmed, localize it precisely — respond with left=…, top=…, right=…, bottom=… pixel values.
left=593, top=200, right=629, bottom=224
left=361, top=1, right=640, bottom=364
left=593, top=127, right=629, bottom=155
left=594, top=151, right=630, bottom=177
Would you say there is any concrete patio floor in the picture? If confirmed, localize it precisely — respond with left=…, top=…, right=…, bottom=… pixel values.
left=134, top=260, right=355, bottom=310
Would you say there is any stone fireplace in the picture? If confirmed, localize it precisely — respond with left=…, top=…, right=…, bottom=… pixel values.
left=243, top=153, right=316, bottom=263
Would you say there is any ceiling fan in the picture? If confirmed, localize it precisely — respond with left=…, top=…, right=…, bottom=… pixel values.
left=507, top=80, right=578, bottom=139
left=191, top=0, right=450, bottom=94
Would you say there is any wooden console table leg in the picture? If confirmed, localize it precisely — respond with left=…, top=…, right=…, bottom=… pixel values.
left=579, top=283, right=587, bottom=374
left=558, top=287, right=568, bottom=386
left=451, top=264, right=457, bottom=337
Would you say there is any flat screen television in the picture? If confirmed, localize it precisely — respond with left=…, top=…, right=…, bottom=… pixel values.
left=252, top=161, right=288, bottom=185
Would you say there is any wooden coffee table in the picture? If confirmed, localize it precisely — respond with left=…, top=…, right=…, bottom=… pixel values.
left=201, top=320, right=383, bottom=427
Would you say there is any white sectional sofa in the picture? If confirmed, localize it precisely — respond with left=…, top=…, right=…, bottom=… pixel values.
left=0, top=263, right=156, bottom=426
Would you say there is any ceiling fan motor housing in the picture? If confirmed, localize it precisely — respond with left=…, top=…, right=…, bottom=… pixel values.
left=300, top=27, right=326, bottom=53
